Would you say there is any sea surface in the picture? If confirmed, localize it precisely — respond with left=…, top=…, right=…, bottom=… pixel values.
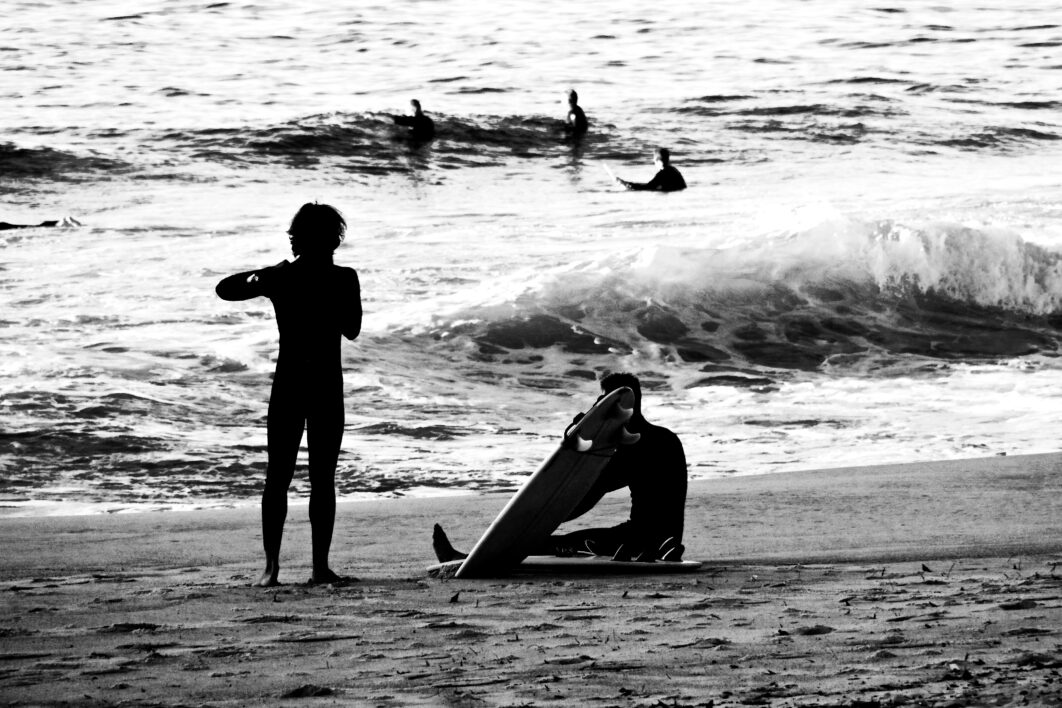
left=2, top=0, right=1061, bottom=516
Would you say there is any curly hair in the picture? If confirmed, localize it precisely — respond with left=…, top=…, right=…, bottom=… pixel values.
left=600, top=371, right=642, bottom=402
left=287, top=203, right=346, bottom=257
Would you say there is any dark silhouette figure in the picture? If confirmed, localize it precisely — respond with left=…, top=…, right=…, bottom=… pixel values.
left=565, top=89, right=588, bottom=137
left=392, top=98, right=435, bottom=141
left=216, top=203, right=362, bottom=587
left=1, top=217, right=81, bottom=230
left=434, top=372, right=688, bottom=564
left=616, top=147, right=687, bottom=192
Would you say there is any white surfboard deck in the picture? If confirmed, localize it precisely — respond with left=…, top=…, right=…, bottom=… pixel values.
left=428, top=555, right=702, bottom=579
left=451, top=387, right=638, bottom=579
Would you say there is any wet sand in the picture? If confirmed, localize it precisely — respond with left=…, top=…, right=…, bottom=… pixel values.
left=1, top=453, right=1060, bottom=706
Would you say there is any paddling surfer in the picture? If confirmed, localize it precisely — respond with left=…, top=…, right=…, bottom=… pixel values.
left=216, top=203, right=362, bottom=587
left=0, top=216, right=81, bottom=230
left=391, top=98, right=435, bottom=141
left=433, top=372, right=688, bottom=563
left=614, top=147, right=687, bottom=192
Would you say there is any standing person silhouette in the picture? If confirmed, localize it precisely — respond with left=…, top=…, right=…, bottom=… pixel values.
left=216, top=203, right=362, bottom=587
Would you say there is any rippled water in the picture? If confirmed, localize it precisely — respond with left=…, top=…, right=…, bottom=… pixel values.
left=2, top=0, right=1061, bottom=515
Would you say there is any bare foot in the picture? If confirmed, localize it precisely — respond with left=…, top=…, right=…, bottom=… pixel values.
left=432, top=523, right=467, bottom=563
left=253, top=566, right=280, bottom=587
left=308, top=568, right=355, bottom=585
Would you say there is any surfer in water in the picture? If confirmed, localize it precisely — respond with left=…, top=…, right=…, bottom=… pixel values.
left=391, top=98, right=435, bottom=141
left=433, top=372, right=688, bottom=563
left=564, top=89, right=588, bottom=138
left=216, top=203, right=362, bottom=587
left=0, top=216, right=81, bottom=230
left=615, top=147, right=687, bottom=192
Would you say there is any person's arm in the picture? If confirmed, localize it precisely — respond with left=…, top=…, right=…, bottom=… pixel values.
left=392, top=114, right=414, bottom=126
left=340, top=269, right=363, bottom=340
left=622, top=170, right=664, bottom=191
left=215, top=262, right=286, bottom=301
left=564, top=478, right=612, bottom=522
left=564, top=453, right=631, bottom=522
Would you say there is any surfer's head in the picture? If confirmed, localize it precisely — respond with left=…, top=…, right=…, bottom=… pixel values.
left=287, top=203, right=346, bottom=257
left=410, top=99, right=423, bottom=115
left=600, top=372, right=642, bottom=414
left=568, top=89, right=578, bottom=106
left=654, top=147, right=670, bottom=167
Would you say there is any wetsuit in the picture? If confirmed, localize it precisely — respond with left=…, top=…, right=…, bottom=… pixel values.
left=567, top=105, right=588, bottom=136
left=216, top=256, right=361, bottom=570
left=393, top=113, right=435, bottom=140
left=623, top=165, right=687, bottom=192
left=0, top=220, right=58, bottom=230
left=549, top=417, right=688, bottom=556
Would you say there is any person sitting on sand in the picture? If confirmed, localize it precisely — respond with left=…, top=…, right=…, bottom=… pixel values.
left=216, top=203, right=362, bottom=587
left=391, top=98, right=435, bottom=141
left=0, top=216, right=81, bottom=230
left=434, top=372, right=688, bottom=563
left=564, top=89, right=588, bottom=137
left=615, top=147, right=687, bottom=192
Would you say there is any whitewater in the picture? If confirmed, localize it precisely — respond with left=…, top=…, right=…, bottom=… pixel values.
left=2, top=0, right=1061, bottom=515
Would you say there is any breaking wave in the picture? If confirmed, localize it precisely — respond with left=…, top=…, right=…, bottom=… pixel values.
left=415, top=217, right=1062, bottom=371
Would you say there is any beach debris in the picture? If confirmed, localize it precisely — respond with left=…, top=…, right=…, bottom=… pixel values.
left=1001, top=626, right=1052, bottom=637
left=449, top=591, right=461, bottom=603
left=790, top=625, right=834, bottom=636
left=544, top=655, right=593, bottom=665
left=997, top=598, right=1037, bottom=610
left=97, top=623, right=163, bottom=634
left=668, top=636, right=731, bottom=649
left=281, top=684, right=334, bottom=698
left=1009, top=652, right=1062, bottom=669
left=238, top=614, right=300, bottom=624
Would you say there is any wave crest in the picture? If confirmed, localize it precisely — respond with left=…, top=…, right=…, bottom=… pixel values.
left=423, top=217, right=1062, bottom=369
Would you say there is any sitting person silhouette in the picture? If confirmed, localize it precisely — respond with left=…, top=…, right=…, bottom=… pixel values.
left=615, top=147, right=687, bottom=192
left=433, top=372, right=688, bottom=563
left=391, top=98, right=435, bottom=141
left=216, top=203, right=362, bottom=587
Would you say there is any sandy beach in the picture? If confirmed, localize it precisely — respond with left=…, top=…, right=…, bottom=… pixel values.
left=2, top=453, right=1060, bottom=707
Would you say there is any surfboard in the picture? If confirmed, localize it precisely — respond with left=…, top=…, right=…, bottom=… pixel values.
left=599, top=160, right=620, bottom=184
left=428, top=555, right=702, bottom=579
left=450, top=387, right=639, bottom=579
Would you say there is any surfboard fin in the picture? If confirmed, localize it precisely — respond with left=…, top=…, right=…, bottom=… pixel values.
left=572, top=435, right=593, bottom=452
left=615, top=403, right=634, bottom=421
left=620, top=427, right=640, bottom=445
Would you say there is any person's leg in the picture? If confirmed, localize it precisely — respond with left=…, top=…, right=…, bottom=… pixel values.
left=432, top=524, right=467, bottom=562
left=256, top=389, right=304, bottom=587
left=306, top=392, right=344, bottom=583
left=541, top=522, right=631, bottom=557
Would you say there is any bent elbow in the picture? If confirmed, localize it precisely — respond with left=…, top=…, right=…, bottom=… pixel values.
left=343, top=318, right=362, bottom=341
left=215, top=282, right=236, bottom=301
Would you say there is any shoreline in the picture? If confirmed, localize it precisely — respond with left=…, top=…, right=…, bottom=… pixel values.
left=3, top=453, right=1059, bottom=578
left=1, top=448, right=1056, bottom=522
left=2, top=452, right=1060, bottom=706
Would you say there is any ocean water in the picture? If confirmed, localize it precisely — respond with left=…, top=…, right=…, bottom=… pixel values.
left=2, top=0, right=1061, bottom=516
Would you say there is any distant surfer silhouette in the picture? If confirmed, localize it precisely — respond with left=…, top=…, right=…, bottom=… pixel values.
left=615, top=147, right=687, bottom=192
left=433, top=372, right=688, bottom=564
left=216, top=203, right=362, bottom=587
left=0, top=217, right=81, bottom=230
left=391, top=98, right=435, bottom=141
left=564, top=89, right=588, bottom=137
